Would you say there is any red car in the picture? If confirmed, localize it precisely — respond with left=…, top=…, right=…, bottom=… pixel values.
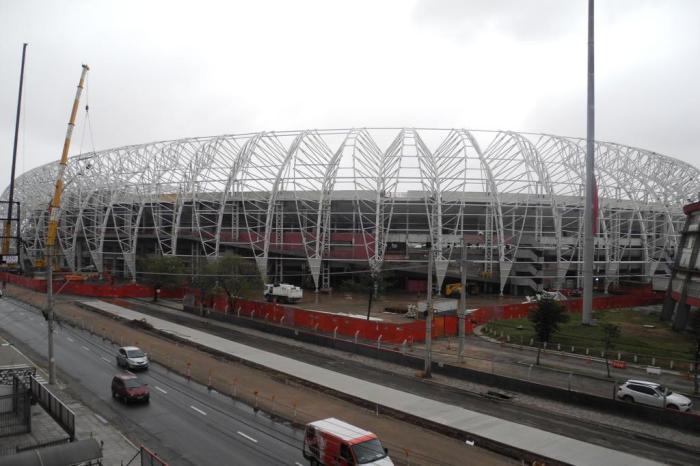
left=111, top=374, right=150, bottom=404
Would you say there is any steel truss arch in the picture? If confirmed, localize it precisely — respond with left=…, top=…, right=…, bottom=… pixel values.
left=2, top=129, right=697, bottom=293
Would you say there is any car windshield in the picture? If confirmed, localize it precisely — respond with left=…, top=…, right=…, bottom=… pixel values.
left=124, top=379, right=145, bottom=389
left=127, top=349, right=145, bottom=358
left=351, top=438, right=386, bottom=464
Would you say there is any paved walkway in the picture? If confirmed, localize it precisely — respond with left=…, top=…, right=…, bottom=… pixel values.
left=83, top=299, right=662, bottom=466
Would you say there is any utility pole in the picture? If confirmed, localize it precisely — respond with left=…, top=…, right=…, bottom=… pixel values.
left=582, top=0, right=595, bottom=325
left=46, top=64, right=90, bottom=385
left=1, top=43, right=27, bottom=263
left=424, top=247, right=434, bottom=377
left=458, top=240, right=467, bottom=363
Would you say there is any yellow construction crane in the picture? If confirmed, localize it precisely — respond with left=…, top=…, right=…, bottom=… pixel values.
left=45, top=64, right=89, bottom=385
left=45, top=64, right=90, bottom=258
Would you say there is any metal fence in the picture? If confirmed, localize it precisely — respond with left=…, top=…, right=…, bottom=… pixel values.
left=29, top=376, right=75, bottom=440
left=125, top=445, right=168, bottom=466
left=140, top=446, right=168, bottom=466
left=0, top=376, right=31, bottom=437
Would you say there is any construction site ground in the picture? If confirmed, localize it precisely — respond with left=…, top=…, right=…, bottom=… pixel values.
left=3, top=284, right=513, bottom=466
left=279, top=289, right=523, bottom=322
left=5, top=284, right=699, bottom=464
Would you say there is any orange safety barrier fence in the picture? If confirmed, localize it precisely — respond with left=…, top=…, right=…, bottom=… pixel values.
left=1, top=271, right=662, bottom=343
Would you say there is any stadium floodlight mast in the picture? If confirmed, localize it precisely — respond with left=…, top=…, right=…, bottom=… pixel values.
left=582, top=0, right=595, bottom=325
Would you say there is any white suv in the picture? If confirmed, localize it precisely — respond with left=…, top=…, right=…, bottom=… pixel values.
left=617, top=380, right=693, bottom=412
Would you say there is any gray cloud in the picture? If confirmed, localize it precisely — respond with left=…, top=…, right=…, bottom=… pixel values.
left=1, top=0, right=698, bottom=196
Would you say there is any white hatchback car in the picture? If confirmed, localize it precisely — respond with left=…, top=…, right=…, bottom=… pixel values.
left=116, top=346, right=149, bottom=370
left=617, top=379, right=693, bottom=412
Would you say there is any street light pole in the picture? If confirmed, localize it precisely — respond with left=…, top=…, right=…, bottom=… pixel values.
left=46, top=64, right=89, bottom=385
left=582, top=0, right=595, bottom=325
left=458, top=240, right=467, bottom=363
left=424, top=246, right=434, bottom=377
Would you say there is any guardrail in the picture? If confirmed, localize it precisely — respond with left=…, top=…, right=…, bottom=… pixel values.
left=29, top=376, right=75, bottom=440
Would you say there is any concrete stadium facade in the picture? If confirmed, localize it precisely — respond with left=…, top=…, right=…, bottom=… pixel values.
left=2, top=128, right=699, bottom=294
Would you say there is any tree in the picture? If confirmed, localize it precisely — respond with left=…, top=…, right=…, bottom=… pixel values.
left=601, top=324, right=621, bottom=378
left=192, top=254, right=262, bottom=312
left=137, top=255, right=186, bottom=301
left=337, top=269, right=397, bottom=296
left=528, top=298, right=570, bottom=365
left=690, top=311, right=700, bottom=395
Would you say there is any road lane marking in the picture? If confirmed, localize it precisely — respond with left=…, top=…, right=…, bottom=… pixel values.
left=155, top=386, right=167, bottom=394
left=237, top=431, right=258, bottom=443
left=100, top=357, right=111, bottom=364
left=190, top=405, right=207, bottom=416
left=67, top=337, right=75, bottom=343
left=81, top=345, right=90, bottom=352
left=295, top=463, right=304, bottom=466
left=95, top=414, right=108, bottom=424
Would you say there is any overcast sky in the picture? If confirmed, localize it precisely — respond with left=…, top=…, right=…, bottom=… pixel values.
left=1, top=0, right=699, bottom=191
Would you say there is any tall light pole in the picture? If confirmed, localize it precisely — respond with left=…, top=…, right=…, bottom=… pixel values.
left=582, top=0, right=595, bottom=325
left=423, top=247, right=434, bottom=377
left=458, top=239, right=467, bottom=363
left=2, top=43, right=27, bottom=263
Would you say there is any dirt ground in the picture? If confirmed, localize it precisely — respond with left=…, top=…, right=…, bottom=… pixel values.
left=4, top=284, right=515, bottom=466
left=291, top=289, right=523, bottom=322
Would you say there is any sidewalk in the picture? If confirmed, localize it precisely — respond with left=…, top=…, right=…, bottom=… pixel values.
left=0, top=335, right=138, bottom=465
left=4, top=283, right=511, bottom=466
left=120, top=296, right=700, bottom=453
left=81, top=299, right=661, bottom=466
left=414, top=324, right=699, bottom=401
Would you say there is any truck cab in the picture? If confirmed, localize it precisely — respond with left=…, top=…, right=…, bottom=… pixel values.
left=303, top=418, right=393, bottom=465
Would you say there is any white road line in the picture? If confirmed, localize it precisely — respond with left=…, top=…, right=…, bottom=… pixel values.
left=155, top=386, right=167, bottom=394
left=237, top=431, right=258, bottom=443
left=67, top=337, right=75, bottom=343
left=190, top=405, right=207, bottom=416
left=295, top=463, right=304, bottom=466
left=100, top=357, right=111, bottom=364
left=81, top=345, right=90, bottom=352
left=95, top=413, right=108, bottom=424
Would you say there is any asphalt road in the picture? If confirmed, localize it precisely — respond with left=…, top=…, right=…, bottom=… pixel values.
left=122, top=298, right=700, bottom=466
left=0, top=297, right=307, bottom=466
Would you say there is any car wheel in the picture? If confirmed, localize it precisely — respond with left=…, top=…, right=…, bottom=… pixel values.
left=667, top=404, right=679, bottom=410
left=112, top=391, right=117, bottom=398
left=622, top=395, right=634, bottom=402
left=310, top=460, right=319, bottom=466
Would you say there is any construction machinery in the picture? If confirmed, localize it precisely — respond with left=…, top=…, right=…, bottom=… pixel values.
left=444, top=282, right=479, bottom=298
left=45, top=64, right=89, bottom=385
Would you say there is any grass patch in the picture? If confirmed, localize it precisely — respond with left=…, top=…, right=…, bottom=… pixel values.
left=485, top=308, right=696, bottom=364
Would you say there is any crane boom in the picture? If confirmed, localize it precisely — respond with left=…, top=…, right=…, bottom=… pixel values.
left=46, top=64, right=89, bottom=249
left=45, top=64, right=89, bottom=386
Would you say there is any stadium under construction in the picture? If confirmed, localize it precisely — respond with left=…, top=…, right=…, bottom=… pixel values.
left=1, top=128, right=699, bottom=295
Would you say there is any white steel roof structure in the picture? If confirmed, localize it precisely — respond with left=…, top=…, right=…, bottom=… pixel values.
left=2, top=128, right=698, bottom=294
